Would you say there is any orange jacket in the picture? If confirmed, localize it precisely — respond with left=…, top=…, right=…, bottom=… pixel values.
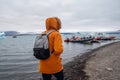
left=39, top=17, right=64, bottom=74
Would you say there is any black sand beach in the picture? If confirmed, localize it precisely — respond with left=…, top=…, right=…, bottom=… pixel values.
left=63, top=41, right=120, bottom=80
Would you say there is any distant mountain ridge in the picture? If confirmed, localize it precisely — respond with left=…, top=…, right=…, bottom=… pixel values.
left=106, top=30, right=120, bottom=34
left=4, top=31, right=19, bottom=36
left=4, top=31, right=37, bottom=36
left=2, top=30, right=120, bottom=36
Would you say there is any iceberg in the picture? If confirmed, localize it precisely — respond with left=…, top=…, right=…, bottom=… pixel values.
left=0, top=32, right=6, bottom=39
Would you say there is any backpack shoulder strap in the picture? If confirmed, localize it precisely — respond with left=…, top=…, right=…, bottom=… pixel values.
left=46, top=30, right=56, bottom=36
left=46, top=30, right=56, bottom=54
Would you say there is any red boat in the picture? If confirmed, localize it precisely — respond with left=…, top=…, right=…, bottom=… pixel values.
left=64, top=37, right=93, bottom=43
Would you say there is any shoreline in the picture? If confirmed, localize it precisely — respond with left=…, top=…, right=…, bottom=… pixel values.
left=1, top=40, right=120, bottom=80
left=63, top=41, right=120, bottom=80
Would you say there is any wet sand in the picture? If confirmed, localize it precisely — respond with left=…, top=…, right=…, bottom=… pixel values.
left=63, top=41, right=120, bottom=80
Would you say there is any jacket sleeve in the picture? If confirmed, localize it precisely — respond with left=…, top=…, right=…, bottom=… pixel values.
left=53, top=32, right=63, bottom=55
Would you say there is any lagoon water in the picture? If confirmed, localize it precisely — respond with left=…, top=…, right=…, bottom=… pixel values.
left=0, top=34, right=120, bottom=80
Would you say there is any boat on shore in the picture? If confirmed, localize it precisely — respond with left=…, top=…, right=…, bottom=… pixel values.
left=101, top=36, right=116, bottom=40
left=64, top=35, right=116, bottom=44
left=64, top=36, right=94, bottom=43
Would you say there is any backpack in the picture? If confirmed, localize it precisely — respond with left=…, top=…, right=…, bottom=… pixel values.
left=33, top=30, right=55, bottom=60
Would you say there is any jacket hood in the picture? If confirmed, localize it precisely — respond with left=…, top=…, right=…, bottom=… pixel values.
left=46, top=17, right=61, bottom=31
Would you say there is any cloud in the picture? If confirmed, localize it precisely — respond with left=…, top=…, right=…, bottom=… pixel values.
left=0, top=0, right=120, bottom=32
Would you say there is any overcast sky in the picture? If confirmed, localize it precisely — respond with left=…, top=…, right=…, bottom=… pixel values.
left=0, top=0, right=120, bottom=32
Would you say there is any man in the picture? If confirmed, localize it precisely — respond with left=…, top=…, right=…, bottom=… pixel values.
left=39, top=17, right=64, bottom=80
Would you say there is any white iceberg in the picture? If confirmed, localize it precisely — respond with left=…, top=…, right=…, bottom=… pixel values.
left=0, top=32, right=6, bottom=39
